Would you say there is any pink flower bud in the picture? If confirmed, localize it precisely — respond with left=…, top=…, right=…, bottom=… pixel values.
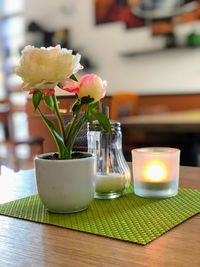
left=77, top=74, right=107, bottom=102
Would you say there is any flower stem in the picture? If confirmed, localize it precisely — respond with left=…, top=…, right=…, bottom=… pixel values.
left=37, top=107, right=62, bottom=158
left=68, top=114, right=87, bottom=153
left=52, top=94, right=65, bottom=141
left=65, top=104, right=82, bottom=152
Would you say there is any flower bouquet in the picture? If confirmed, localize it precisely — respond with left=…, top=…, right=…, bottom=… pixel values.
left=15, top=45, right=111, bottom=213
left=15, top=45, right=111, bottom=159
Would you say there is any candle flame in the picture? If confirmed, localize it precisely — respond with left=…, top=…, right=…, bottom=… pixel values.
left=59, top=108, right=68, bottom=114
left=143, top=160, right=167, bottom=182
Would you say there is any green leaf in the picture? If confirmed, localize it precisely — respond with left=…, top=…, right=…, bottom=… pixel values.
left=89, top=101, right=98, bottom=109
left=67, top=114, right=87, bottom=152
left=38, top=109, right=70, bottom=159
left=64, top=121, right=73, bottom=140
left=70, top=74, right=78, bottom=82
left=85, top=108, right=94, bottom=124
left=93, top=111, right=111, bottom=133
left=44, top=95, right=54, bottom=111
left=86, top=111, right=93, bottom=124
left=87, top=102, right=99, bottom=121
left=32, top=91, right=42, bottom=110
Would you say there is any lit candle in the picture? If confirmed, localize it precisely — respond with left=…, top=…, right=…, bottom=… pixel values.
left=95, top=173, right=125, bottom=193
left=144, top=159, right=167, bottom=182
left=132, top=148, right=180, bottom=198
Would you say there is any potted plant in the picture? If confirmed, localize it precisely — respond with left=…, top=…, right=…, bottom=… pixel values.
left=15, top=45, right=111, bottom=213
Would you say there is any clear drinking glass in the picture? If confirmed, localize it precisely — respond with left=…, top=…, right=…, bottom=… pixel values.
left=87, top=120, right=131, bottom=199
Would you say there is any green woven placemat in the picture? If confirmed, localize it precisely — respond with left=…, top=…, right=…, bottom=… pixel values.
left=0, top=185, right=200, bottom=245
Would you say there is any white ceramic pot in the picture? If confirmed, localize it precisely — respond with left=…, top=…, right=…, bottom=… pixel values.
left=35, top=152, right=96, bottom=213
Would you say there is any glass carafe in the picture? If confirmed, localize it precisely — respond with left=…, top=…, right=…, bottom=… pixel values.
left=87, top=120, right=131, bottom=199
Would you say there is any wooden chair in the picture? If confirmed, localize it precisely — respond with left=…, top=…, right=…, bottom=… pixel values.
left=0, top=100, right=44, bottom=170
left=109, top=92, right=175, bottom=161
left=0, top=103, right=10, bottom=138
left=110, top=92, right=139, bottom=120
left=109, top=92, right=139, bottom=160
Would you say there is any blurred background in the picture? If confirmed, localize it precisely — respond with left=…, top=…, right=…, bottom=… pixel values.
left=1, top=0, right=200, bottom=169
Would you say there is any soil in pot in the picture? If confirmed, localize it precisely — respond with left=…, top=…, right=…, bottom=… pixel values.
left=40, top=152, right=92, bottom=160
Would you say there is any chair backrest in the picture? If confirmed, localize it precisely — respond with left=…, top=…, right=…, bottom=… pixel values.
left=110, top=92, right=139, bottom=120
left=0, top=103, right=10, bottom=139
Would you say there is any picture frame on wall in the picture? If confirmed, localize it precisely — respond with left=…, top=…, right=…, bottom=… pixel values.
left=95, top=0, right=200, bottom=51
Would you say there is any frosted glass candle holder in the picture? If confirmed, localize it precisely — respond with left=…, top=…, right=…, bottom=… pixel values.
left=132, top=147, right=180, bottom=198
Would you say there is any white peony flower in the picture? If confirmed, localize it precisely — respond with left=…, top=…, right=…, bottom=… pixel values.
left=15, top=45, right=83, bottom=91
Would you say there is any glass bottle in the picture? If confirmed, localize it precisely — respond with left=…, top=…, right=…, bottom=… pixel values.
left=87, top=120, right=131, bottom=199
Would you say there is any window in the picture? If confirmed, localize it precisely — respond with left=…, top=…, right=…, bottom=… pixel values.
left=0, top=0, right=25, bottom=99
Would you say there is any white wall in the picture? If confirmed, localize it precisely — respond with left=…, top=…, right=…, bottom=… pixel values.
left=25, top=0, right=200, bottom=95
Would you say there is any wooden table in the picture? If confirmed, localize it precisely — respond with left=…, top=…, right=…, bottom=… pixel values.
left=0, top=165, right=199, bottom=267
left=121, top=109, right=200, bottom=133
left=121, top=109, right=200, bottom=166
